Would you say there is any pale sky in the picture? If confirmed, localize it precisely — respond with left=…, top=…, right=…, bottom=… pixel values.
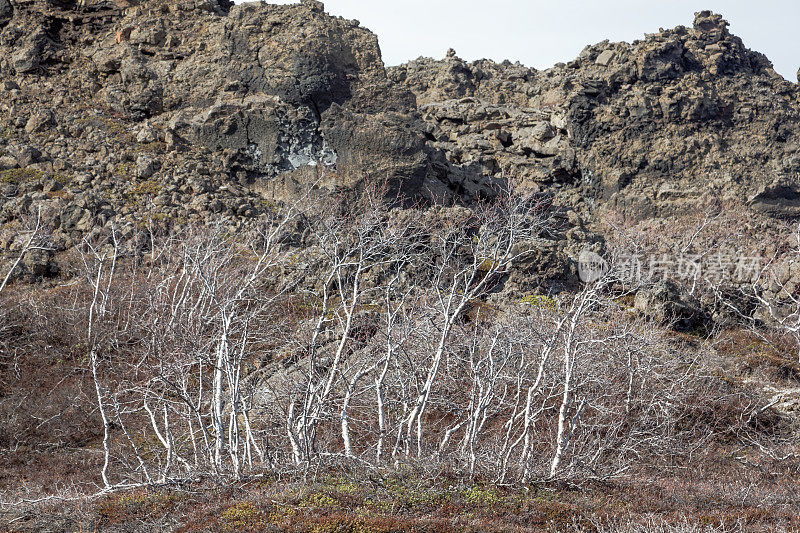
left=239, top=1, right=800, bottom=82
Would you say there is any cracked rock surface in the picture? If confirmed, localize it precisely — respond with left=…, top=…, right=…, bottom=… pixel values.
left=0, top=2, right=798, bottom=291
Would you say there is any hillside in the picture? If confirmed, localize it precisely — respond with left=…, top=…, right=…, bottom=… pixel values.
left=1, top=1, right=800, bottom=531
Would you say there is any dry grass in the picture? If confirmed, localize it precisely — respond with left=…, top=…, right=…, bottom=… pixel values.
left=1, top=223, right=800, bottom=532
left=76, top=469, right=800, bottom=532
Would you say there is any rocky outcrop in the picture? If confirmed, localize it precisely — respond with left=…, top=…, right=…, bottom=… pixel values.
left=390, top=11, right=800, bottom=219
left=748, top=179, right=800, bottom=218
left=1, top=2, right=799, bottom=298
left=79, top=0, right=436, bottom=197
left=635, top=280, right=706, bottom=330
left=0, top=0, right=12, bottom=27
left=0, top=0, right=441, bottom=221
left=3, top=3, right=798, bottom=217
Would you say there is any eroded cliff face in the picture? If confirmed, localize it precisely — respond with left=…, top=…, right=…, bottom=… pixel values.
left=0, top=2, right=798, bottom=285
left=390, top=11, right=800, bottom=219
left=0, top=0, right=439, bottom=230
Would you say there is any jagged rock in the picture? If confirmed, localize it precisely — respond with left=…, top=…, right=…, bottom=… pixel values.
left=75, top=1, right=432, bottom=197
left=300, top=0, right=324, bottom=13
left=595, top=50, right=614, bottom=66
left=391, top=10, right=796, bottom=218
left=20, top=248, right=57, bottom=278
left=0, top=0, right=11, bottom=26
left=103, top=51, right=164, bottom=119
left=12, top=31, right=47, bottom=73
left=25, top=110, right=55, bottom=134
left=136, top=122, right=157, bottom=143
left=135, top=154, right=159, bottom=179
left=749, top=180, right=800, bottom=218
left=171, top=96, right=336, bottom=180
left=16, top=146, right=41, bottom=167
left=60, top=205, right=92, bottom=232
left=4, top=2, right=793, bottom=219
left=635, top=280, right=706, bottom=329
left=0, top=154, right=16, bottom=170
left=503, top=238, right=579, bottom=294
left=90, top=45, right=126, bottom=74
left=0, top=2, right=798, bottom=302
left=319, top=105, right=430, bottom=198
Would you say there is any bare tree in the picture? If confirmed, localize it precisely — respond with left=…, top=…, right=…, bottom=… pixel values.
left=0, top=208, right=50, bottom=297
left=58, top=185, right=773, bottom=489
left=396, top=189, right=552, bottom=459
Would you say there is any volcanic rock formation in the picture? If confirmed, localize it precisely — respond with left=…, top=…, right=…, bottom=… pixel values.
left=0, top=1, right=798, bottom=288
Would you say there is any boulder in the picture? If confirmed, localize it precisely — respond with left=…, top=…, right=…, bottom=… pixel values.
left=213, top=1, right=385, bottom=111
left=748, top=180, right=800, bottom=218
left=12, top=33, right=47, bottom=73
left=136, top=122, right=157, bottom=144
left=320, top=105, right=430, bottom=199
left=170, top=96, right=333, bottom=180
left=0, top=0, right=11, bottom=26
left=135, top=155, right=159, bottom=179
left=0, top=155, right=17, bottom=170
left=634, top=280, right=706, bottom=330
left=91, top=45, right=126, bottom=74
left=503, top=238, right=580, bottom=294
left=60, top=206, right=92, bottom=232
left=16, top=146, right=41, bottom=167
left=25, top=110, right=56, bottom=134
left=20, top=248, right=56, bottom=279
left=595, top=50, right=614, bottom=66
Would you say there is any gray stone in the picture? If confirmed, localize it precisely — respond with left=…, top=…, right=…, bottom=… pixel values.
left=25, top=111, right=56, bottom=134
left=0, top=155, right=17, bottom=170
left=530, top=122, right=555, bottom=141
left=91, top=46, right=126, bottom=74
left=21, top=249, right=55, bottom=278
left=0, top=0, right=11, bottom=25
left=12, top=33, right=46, bottom=73
left=60, top=206, right=92, bottom=232
left=634, top=280, right=705, bottom=330
left=16, top=146, right=41, bottom=167
left=595, top=50, right=615, bottom=66
left=136, top=122, right=157, bottom=143
left=135, top=155, right=159, bottom=179
left=748, top=180, right=800, bottom=218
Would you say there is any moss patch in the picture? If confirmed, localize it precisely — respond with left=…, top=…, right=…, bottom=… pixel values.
left=0, top=168, right=45, bottom=184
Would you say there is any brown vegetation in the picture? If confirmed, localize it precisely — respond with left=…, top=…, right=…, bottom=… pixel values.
left=1, top=190, right=799, bottom=531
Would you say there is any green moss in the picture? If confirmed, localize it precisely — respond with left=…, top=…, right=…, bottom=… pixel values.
left=96, top=491, right=183, bottom=526
left=302, top=491, right=338, bottom=508
left=261, top=199, right=280, bottom=214
left=114, top=161, right=135, bottom=179
left=220, top=501, right=265, bottom=531
left=129, top=180, right=162, bottom=196
left=76, top=116, right=128, bottom=136
left=0, top=168, right=45, bottom=184
left=477, top=257, right=500, bottom=272
left=52, top=172, right=72, bottom=185
left=134, top=141, right=166, bottom=153
left=463, top=485, right=503, bottom=507
left=520, top=294, right=558, bottom=310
